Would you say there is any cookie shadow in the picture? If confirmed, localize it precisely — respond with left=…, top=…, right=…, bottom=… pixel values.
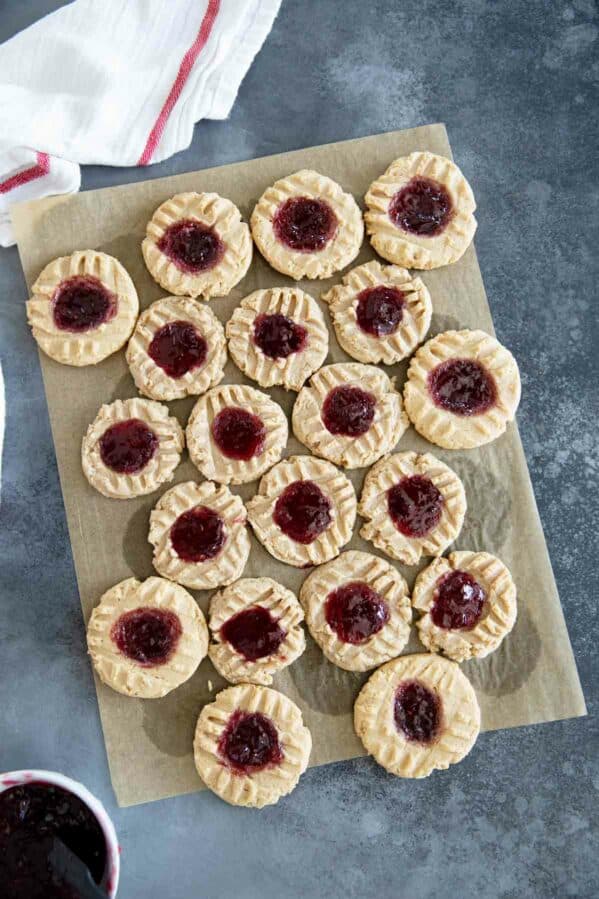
left=429, top=312, right=461, bottom=337
left=108, top=371, right=137, bottom=402
left=463, top=603, right=541, bottom=697
left=141, top=658, right=225, bottom=757
left=100, top=230, right=160, bottom=311
left=122, top=498, right=156, bottom=579
left=288, top=635, right=368, bottom=716
left=450, top=455, right=512, bottom=553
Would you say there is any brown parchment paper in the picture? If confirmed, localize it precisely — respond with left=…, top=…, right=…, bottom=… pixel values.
left=12, top=125, right=586, bottom=807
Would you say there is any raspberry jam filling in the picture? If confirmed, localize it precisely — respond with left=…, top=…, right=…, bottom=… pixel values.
left=148, top=320, right=207, bottom=378
left=157, top=218, right=225, bottom=273
left=387, top=475, right=444, bottom=538
left=428, top=358, right=497, bottom=416
left=211, top=407, right=266, bottom=461
left=99, top=418, right=159, bottom=474
left=322, top=385, right=376, bottom=437
left=356, top=285, right=405, bottom=337
left=273, top=196, right=338, bottom=252
left=111, top=606, right=182, bottom=666
left=253, top=313, right=307, bottom=359
left=325, top=582, right=389, bottom=645
left=273, top=480, right=332, bottom=544
left=52, top=275, right=116, bottom=333
left=389, top=176, right=453, bottom=236
left=0, top=781, right=107, bottom=898
left=394, top=680, right=441, bottom=744
left=218, top=710, right=283, bottom=774
left=170, top=506, right=226, bottom=563
left=221, top=606, right=286, bottom=661
left=431, top=570, right=486, bottom=630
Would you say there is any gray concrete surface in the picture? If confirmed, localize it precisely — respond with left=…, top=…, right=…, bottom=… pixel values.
left=1, top=1, right=597, bottom=896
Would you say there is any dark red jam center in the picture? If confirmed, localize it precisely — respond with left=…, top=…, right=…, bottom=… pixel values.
left=273, top=196, right=338, bottom=252
left=157, top=218, right=224, bottom=273
left=273, top=480, right=332, bottom=544
left=99, top=418, right=158, bottom=474
left=111, top=606, right=182, bottom=666
left=394, top=680, right=441, bottom=744
left=253, top=313, right=307, bottom=359
left=431, top=570, right=486, bottom=630
left=221, top=606, right=286, bottom=661
left=387, top=475, right=444, bottom=538
left=52, top=275, right=116, bottom=333
left=218, top=711, right=283, bottom=774
left=148, top=320, right=207, bottom=378
left=389, top=176, right=453, bottom=236
left=0, top=782, right=107, bottom=899
left=428, top=358, right=497, bottom=416
left=170, top=506, right=226, bottom=563
left=356, top=285, right=405, bottom=337
left=211, top=407, right=266, bottom=461
left=322, top=385, right=376, bottom=437
left=325, top=582, right=389, bottom=644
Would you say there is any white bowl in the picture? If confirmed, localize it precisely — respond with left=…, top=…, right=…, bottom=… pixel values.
left=0, top=769, right=120, bottom=897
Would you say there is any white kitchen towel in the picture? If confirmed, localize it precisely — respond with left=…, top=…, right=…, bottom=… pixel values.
left=0, top=0, right=281, bottom=246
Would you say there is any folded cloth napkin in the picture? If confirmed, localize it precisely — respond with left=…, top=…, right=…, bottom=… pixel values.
left=0, top=0, right=281, bottom=246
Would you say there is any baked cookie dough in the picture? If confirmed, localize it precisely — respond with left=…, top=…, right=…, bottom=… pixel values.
left=321, top=260, right=432, bottom=365
left=251, top=169, right=363, bottom=279
left=299, top=551, right=411, bottom=672
left=81, top=398, right=184, bottom=499
left=413, top=551, right=517, bottom=662
left=26, top=250, right=139, bottom=366
left=126, top=296, right=226, bottom=401
left=403, top=329, right=521, bottom=449
left=292, top=362, right=408, bottom=469
left=87, top=576, right=208, bottom=698
left=354, top=653, right=480, bottom=778
left=149, top=480, right=250, bottom=590
left=226, top=287, right=328, bottom=391
left=194, top=684, right=312, bottom=807
left=142, top=192, right=252, bottom=299
left=364, top=151, right=477, bottom=269
left=186, top=384, right=288, bottom=485
left=208, top=578, right=305, bottom=685
left=359, top=451, right=466, bottom=566
left=247, top=455, right=357, bottom=568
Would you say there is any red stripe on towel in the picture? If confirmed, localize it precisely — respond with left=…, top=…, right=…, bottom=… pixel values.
left=137, top=0, right=221, bottom=166
left=0, top=153, right=50, bottom=194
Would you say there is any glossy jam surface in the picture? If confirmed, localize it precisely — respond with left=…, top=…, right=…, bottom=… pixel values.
left=148, top=320, right=207, bottom=378
left=428, top=358, right=497, bottom=416
left=99, top=418, right=158, bottom=474
left=387, top=475, right=444, bottom=538
left=273, top=196, right=337, bottom=252
left=322, top=385, right=376, bottom=437
left=221, top=606, right=286, bottom=661
left=389, top=176, right=453, bottom=236
left=356, top=285, right=405, bottom=337
left=273, top=480, right=332, bottom=544
left=218, top=711, right=283, bottom=774
left=52, top=275, right=116, bottom=333
left=170, top=506, right=226, bottom=563
left=253, top=313, right=307, bottom=360
left=325, top=582, right=389, bottom=644
left=211, top=407, right=266, bottom=461
left=157, top=218, right=224, bottom=273
left=431, top=570, right=486, bottom=630
left=0, top=782, right=107, bottom=899
left=111, top=606, right=182, bottom=666
left=394, top=680, right=441, bottom=744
